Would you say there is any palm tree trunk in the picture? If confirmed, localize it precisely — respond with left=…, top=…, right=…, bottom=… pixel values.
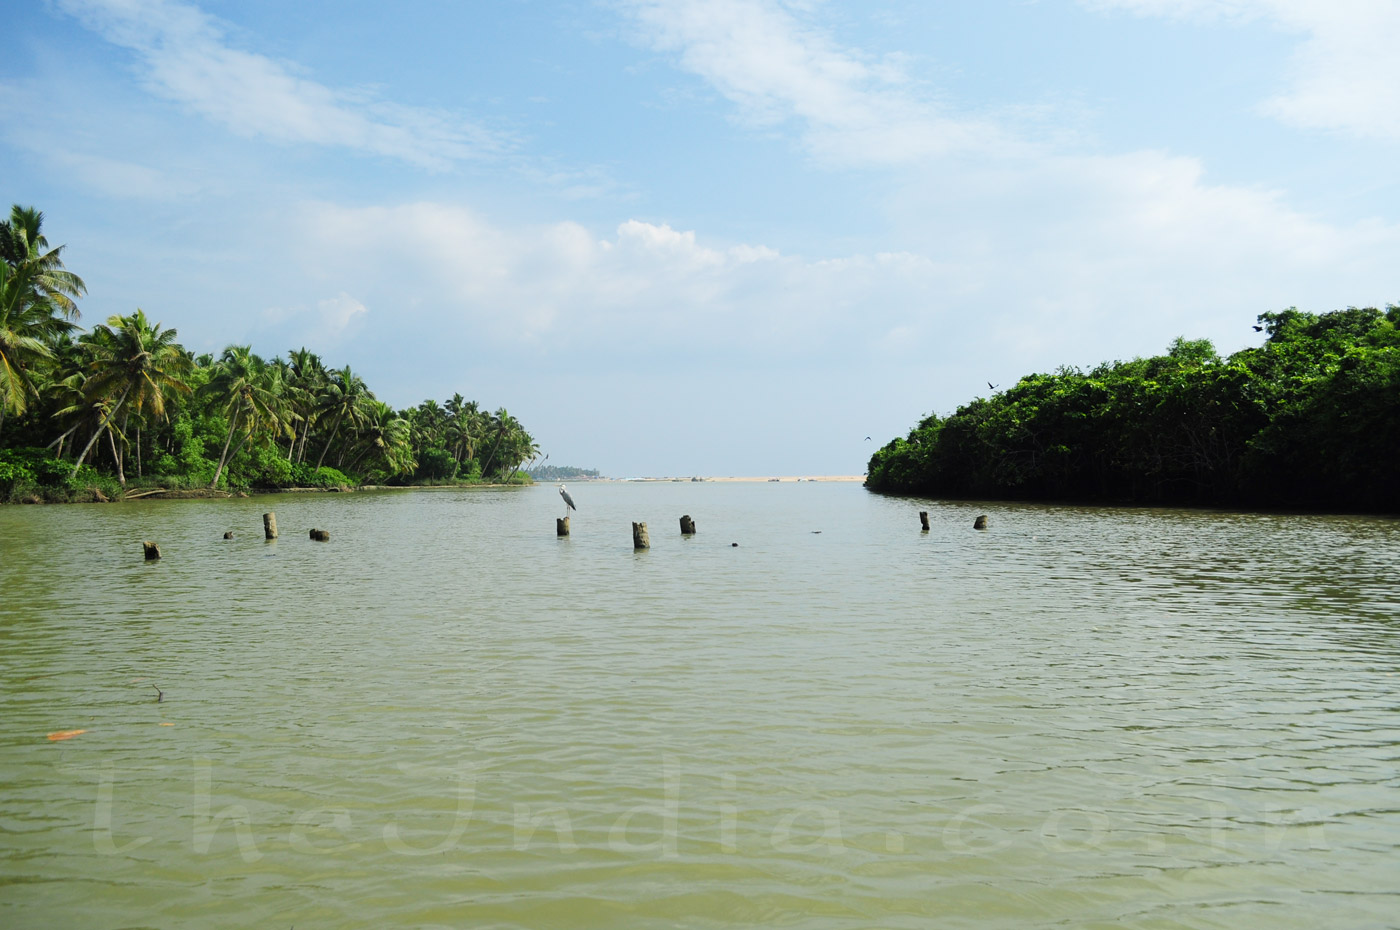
left=296, top=414, right=312, bottom=464
left=135, top=423, right=142, bottom=478
left=480, top=429, right=507, bottom=480
left=210, top=407, right=242, bottom=488
left=224, top=428, right=254, bottom=473
left=315, top=409, right=346, bottom=470
left=347, top=445, right=371, bottom=472
left=47, top=423, right=79, bottom=455
left=108, top=426, right=126, bottom=488
left=72, top=384, right=133, bottom=478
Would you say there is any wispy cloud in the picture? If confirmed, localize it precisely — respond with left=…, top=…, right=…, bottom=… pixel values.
left=56, top=0, right=511, bottom=169
left=1084, top=0, right=1400, bottom=141
left=617, top=0, right=1007, bottom=166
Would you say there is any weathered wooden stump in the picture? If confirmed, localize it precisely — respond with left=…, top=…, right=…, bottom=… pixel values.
left=680, top=514, right=696, bottom=535
left=919, top=511, right=930, bottom=531
left=309, top=528, right=330, bottom=542
left=223, top=531, right=234, bottom=539
left=263, top=512, right=278, bottom=540
left=632, top=521, right=650, bottom=550
left=557, top=516, right=570, bottom=537
left=142, top=541, right=161, bottom=560
left=974, top=515, right=988, bottom=530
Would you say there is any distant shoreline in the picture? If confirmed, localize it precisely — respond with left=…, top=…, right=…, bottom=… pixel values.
left=599, top=475, right=867, bottom=483
left=3, top=477, right=873, bottom=504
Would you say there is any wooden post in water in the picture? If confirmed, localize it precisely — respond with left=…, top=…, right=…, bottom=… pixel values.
left=919, top=511, right=929, bottom=531
left=557, top=517, right=570, bottom=537
left=680, top=514, right=696, bottom=535
left=973, top=515, right=988, bottom=530
left=143, top=541, right=161, bottom=560
left=263, top=512, right=278, bottom=540
left=310, top=528, right=330, bottom=541
left=223, top=531, right=234, bottom=539
left=632, top=521, right=650, bottom=550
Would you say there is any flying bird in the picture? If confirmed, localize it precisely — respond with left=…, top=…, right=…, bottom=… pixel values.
left=1253, top=325, right=1263, bottom=332
left=988, top=382, right=998, bottom=391
left=558, top=484, right=577, bottom=517
left=864, top=436, right=872, bottom=441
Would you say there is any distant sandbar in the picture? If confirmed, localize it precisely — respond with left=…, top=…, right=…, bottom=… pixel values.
left=608, top=475, right=866, bottom=483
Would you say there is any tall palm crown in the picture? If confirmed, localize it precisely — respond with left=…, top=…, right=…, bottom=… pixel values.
left=314, top=364, right=373, bottom=469
left=0, top=206, right=84, bottom=428
left=66, top=310, right=193, bottom=480
left=200, top=345, right=283, bottom=487
left=0, top=264, right=57, bottom=422
left=285, top=347, right=326, bottom=463
left=80, top=310, right=192, bottom=423
left=1, top=206, right=86, bottom=321
left=347, top=399, right=415, bottom=476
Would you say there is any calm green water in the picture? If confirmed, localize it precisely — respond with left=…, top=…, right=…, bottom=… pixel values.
left=2, top=483, right=1398, bottom=929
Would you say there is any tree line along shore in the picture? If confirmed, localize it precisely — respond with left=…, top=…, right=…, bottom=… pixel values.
left=866, top=305, right=1400, bottom=513
left=1, top=205, right=538, bottom=503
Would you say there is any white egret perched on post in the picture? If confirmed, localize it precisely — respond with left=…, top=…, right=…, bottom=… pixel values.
left=558, top=484, right=577, bottom=518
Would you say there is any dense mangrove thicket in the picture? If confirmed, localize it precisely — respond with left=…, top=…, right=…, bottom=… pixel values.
left=866, top=306, right=1400, bottom=511
left=0, top=205, right=538, bottom=501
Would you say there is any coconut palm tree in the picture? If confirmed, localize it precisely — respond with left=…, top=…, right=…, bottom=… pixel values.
left=0, top=264, right=57, bottom=435
left=286, top=347, right=325, bottom=463
left=1, top=205, right=86, bottom=321
left=67, top=310, right=192, bottom=485
left=345, top=400, right=415, bottom=476
left=480, top=408, right=530, bottom=480
left=443, top=394, right=482, bottom=466
left=201, top=345, right=282, bottom=488
left=314, top=364, right=372, bottom=469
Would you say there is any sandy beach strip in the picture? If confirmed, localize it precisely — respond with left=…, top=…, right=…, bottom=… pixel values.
left=611, top=475, right=866, bottom=483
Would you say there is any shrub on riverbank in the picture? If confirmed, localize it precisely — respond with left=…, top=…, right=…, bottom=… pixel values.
left=867, top=305, right=1400, bottom=511
left=0, top=448, right=123, bottom=503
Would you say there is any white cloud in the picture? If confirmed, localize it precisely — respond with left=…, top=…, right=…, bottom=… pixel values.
left=56, top=0, right=509, bottom=169
left=286, top=201, right=948, bottom=361
left=260, top=291, right=367, bottom=346
left=316, top=292, right=369, bottom=334
left=1084, top=0, right=1400, bottom=141
left=285, top=181, right=1399, bottom=382
left=618, top=0, right=1008, bottom=165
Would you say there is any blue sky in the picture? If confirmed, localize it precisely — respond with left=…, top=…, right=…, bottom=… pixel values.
left=4, top=0, right=1397, bottom=476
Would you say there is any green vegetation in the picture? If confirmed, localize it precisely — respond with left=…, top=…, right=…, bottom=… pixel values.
left=527, top=464, right=600, bottom=481
left=866, top=306, right=1400, bottom=511
left=1, top=204, right=538, bottom=501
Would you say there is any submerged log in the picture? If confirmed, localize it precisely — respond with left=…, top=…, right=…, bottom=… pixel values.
left=263, top=512, right=278, bottom=540
left=142, top=541, right=161, bottom=560
left=557, top=516, right=570, bottom=537
left=974, top=515, right=988, bottom=530
left=919, top=511, right=929, bottom=531
left=680, top=514, right=696, bottom=535
left=632, top=521, right=650, bottom=550
left=309, top=528, right=330, bottom=542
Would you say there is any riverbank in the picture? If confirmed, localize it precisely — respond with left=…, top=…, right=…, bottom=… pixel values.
left=4, top=480, right=534, bottom=504
left=4, top=475, right=881, bottom=504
